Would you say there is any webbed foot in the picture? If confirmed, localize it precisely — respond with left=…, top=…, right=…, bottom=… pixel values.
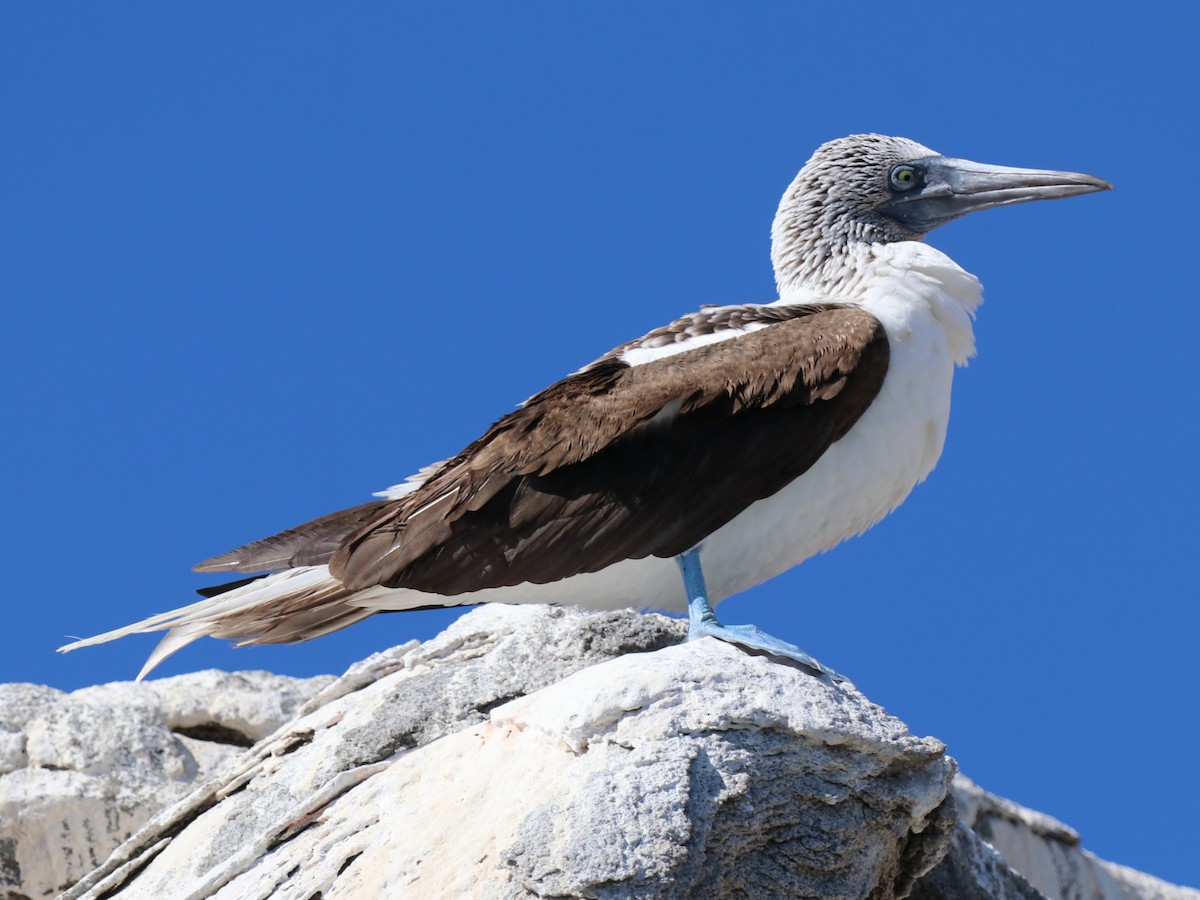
left=676, top=548, right=844, bottom=682
left=687, top=615, right=844, bottom=681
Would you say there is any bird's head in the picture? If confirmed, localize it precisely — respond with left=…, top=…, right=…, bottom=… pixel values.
left=771, top=133, right=1111, bottom=292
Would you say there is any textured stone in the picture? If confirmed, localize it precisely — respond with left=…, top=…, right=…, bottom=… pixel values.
left=0, top=671, right=331, bottom=899
left=6, top=605, right=1197, bottom=899
left=911, top=821, right=1046, bottom=900
left=941, top=776, right=1200, bottom=900
left=60, top=606, right=955, bottom=899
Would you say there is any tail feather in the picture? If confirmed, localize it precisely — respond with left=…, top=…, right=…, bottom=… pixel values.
left=58, top=566, right=381, bottom=680
left=139, top=626, right=210, bottom=682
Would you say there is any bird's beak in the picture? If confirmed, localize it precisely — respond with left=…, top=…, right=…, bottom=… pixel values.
left=878, top=156, right=1112, bottom=233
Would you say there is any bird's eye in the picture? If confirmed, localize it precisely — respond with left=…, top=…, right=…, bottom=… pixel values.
left=889, top=165, right=919, bottom=191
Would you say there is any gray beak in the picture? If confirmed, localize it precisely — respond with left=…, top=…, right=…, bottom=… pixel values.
left=877, top=156, right=1112, bottom=233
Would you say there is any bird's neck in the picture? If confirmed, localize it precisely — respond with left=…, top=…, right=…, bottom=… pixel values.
left=771, top=239, right=870, bottom=299
left=770, top=174, right=915, bottom=298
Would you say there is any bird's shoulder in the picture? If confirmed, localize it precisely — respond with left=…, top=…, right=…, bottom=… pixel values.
left=598, top=300, right=852, bottom=365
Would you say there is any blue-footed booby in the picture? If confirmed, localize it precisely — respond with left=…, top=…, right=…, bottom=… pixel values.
left=60, top=135, right=1110, bottom=681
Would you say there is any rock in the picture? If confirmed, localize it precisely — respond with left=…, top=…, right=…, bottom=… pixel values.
left=910, top=821, right=1048, bottom=900
left=935, top=776, right=1200, bottom=900
left=58, top=606, right=955, bottom=899
left=913, top=776, right=1200, bottom=900
left=0, top=670, right=332, bottom=899
left=7, top=605, right=1197, bottom=899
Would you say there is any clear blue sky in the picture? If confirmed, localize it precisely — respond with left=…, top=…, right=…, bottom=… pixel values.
left=2, top=2, right=1196, bottom=888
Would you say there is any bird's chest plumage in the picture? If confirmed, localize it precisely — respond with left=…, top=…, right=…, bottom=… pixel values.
left=698, top=302, right=955, bottom=601
left=699, top=244, right=981, bottom=603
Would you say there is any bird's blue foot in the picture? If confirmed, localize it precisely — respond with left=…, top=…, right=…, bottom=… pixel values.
left=686, top=615, right=844, bottom=681
left=676, top=549, right=844, bottom=682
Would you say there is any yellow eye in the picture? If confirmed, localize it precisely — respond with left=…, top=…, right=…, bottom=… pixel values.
left=889, top=165, right=918, bottom=191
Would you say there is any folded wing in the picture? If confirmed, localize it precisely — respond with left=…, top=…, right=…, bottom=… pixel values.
left=330, top=305, right=889, bottom=594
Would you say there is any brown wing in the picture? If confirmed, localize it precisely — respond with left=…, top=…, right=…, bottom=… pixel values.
left=194, top=500, right=388, bottom=574
left=329, top=306, right=889, bottom=594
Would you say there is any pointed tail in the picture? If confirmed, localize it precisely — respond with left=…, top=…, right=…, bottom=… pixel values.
left=58, top=566, right=379, bottom=680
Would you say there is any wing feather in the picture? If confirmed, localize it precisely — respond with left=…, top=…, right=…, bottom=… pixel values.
left=193, top=500, right=388, bottom=574
left=331, top=306, right=889, bottom=592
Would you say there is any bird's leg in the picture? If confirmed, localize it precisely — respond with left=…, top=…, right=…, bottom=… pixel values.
left=675, top=548, right=844, bottom=682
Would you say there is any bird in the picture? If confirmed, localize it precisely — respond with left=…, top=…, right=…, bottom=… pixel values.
left=60, top=134, right=1110, bottom=682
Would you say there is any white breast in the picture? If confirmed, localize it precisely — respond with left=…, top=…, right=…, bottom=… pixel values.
left=698, top=243, right=981, bottom=602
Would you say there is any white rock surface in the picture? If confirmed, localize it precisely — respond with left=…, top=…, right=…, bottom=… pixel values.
left=59, top=606, right=956, bottom=898
left=0, top=670, right=332, bottom=898
left=5, top=605, right=1196, bottom=899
